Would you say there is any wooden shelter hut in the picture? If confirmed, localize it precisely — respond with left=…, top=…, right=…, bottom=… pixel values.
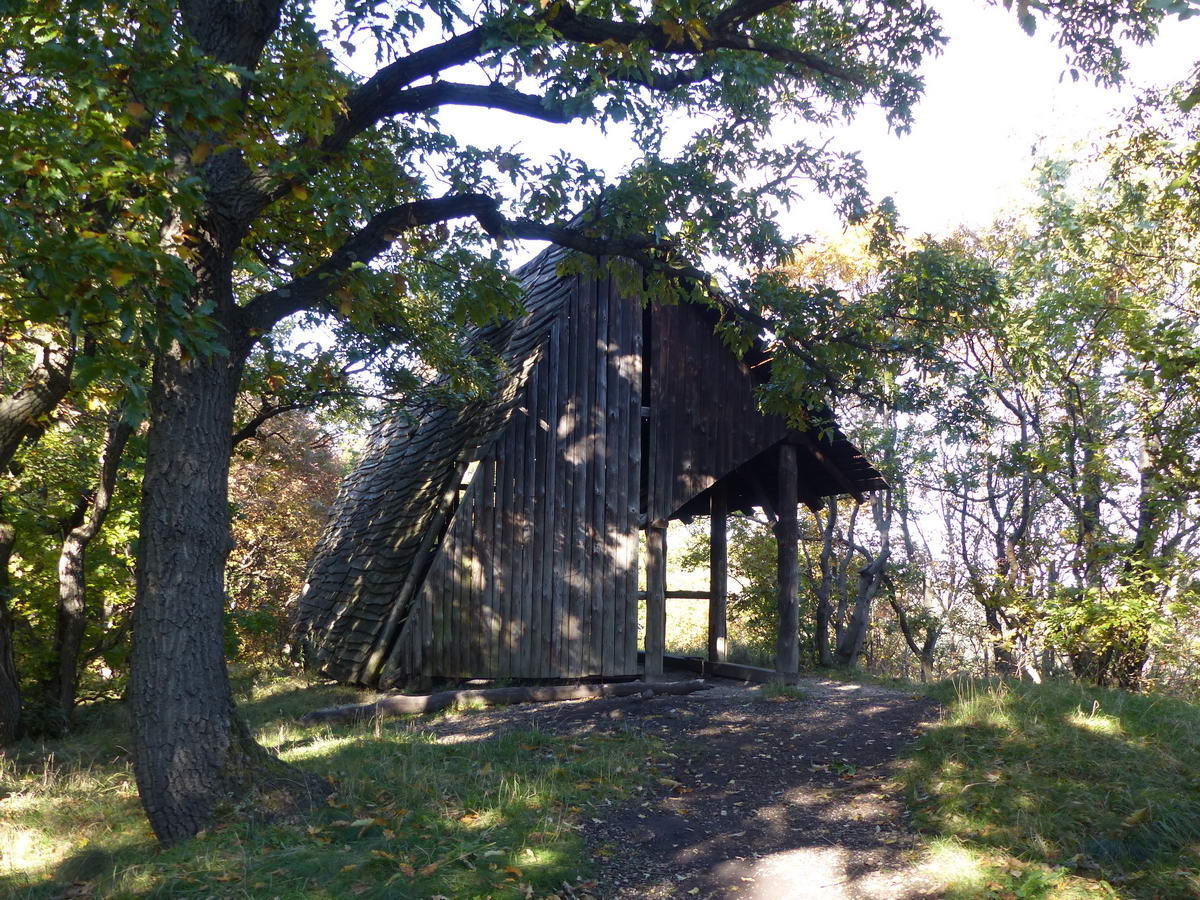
left=291, top=244, right=886, bottom=688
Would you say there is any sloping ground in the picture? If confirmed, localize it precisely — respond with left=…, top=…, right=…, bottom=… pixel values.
left=0, top=674, right=941, bottom=898
left=413, top=675, right=945, bottom=899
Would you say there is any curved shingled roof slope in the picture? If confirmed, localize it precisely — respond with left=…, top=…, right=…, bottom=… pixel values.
left=290, top=244, right=572, bottom=681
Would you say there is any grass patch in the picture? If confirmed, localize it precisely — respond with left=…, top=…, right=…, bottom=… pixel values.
left=0, top=673, right=662, bottom=898
left=759, top=682, right=810, bottom=702
left=901, top=678, right=1200, bottom=899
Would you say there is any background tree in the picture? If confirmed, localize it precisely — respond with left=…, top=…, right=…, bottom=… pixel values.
left=227, top=411, right=345, bottom=660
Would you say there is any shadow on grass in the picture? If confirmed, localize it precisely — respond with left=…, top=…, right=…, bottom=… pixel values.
left=1, top=676, right=659, bottom=900
left=900, top=678, right=1200, bottom=899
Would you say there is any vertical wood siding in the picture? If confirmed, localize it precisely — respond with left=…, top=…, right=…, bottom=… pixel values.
left=647, top=300, right=791, bottom=523
left=384, top=273, right=643, bottom=679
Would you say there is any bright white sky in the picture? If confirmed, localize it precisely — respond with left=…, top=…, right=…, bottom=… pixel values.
left=433, top=3, right=1200, bottom=247
left=825, top=2, right=1200, bottom=236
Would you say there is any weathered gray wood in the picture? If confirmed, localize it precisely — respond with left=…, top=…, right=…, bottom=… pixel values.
left=615, top=279, right=637, bottom=674
left=424, top=516, right=448, bottom=677
left=602, top=274, right=623, bottom=676
left=366, top=460, right=466, bottom=686
left=302, top=254, right=885, bottom=686
left=548, top=316, right=567, bottom=677
left=557, top=283, right=576, bottom=677
left=592, top=271, right=610, bottom=675
left=454, top=487, right=473, bottom=676
left=496, top=408, right=516, bottom=676
left=300, top=678, right=713, bottom=725
left=445, top=485, right=462, bottom=676
left=626, top=297, right=644, bottom=669
left=474, top=460, right=492, bottom=674
left=647, top=652, right=781, bottom=685
left=708, top=486, right=728, bottom=664
left=567, top=276, right=589, bottom=678
left=795, top=431, right=864, bottom=503
left=534, top=329, right=555, bottom=677
left=645, top=523, right=667, bottom=678
left=518, top=364, right=539, bottom=677
left=646, top=300, right=793, bottom=522
left=775, top=444, right=800, bottom=682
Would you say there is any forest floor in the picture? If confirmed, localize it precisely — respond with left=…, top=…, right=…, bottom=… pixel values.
left=5, top=670, right=1199, bottom=899
left=421, top=671, right=945, bottom=899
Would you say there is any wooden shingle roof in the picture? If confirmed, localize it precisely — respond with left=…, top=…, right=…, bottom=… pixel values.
left=291, top=245, right=572, bottom=680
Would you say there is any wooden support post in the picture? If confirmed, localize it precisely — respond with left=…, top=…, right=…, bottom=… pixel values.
left=708, top=487, right=728, bottom=663
left=774, top=444, right=800, bottom=682
left=645, top=522, right=667, bottom=679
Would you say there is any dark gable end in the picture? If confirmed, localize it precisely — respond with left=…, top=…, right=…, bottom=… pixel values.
left=291, top=245, right=886, bottom=686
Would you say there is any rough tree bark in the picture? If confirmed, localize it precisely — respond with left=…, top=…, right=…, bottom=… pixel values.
left=889, top=594, right=940, bottom=682
left=645, top=522, right=668, bottom=678
left=835, top=490, right=891, bottom=670
left=707, top=488, right=728, bottom=663
left=774, top=444, right=800, bottom=681
left=835, top=554, right=886, bottom=668
left=0, top=516, right=20, bottom=742
left=0, top=334, right=76, bottom=742
left=131, top=326, right=327, bottom=844
left=122, top=0, right=339, bottom=845
left=813, top=497, right=838, bottom=667
left=52, top=415, right=133, bottom=725
left=0, top=334, right=75, bottom=472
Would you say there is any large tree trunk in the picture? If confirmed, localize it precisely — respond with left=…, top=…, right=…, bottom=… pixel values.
left=835, top=554, right=885, bottom=668
left=983, top=603, right=1019, bottom=677
left=835, top=490, right=891, bottom=670
left=122, top=0, right=309, bottom=846
left=131, top=315, right=325, bottom=844
left=888, top=594, right=941, bottom=683
left=813, top=499, right=837, bottom=667
left=0, top=517, right=21, bottom=742
left=774, top=444, right=800, bottom=681
left=52, top=415, right=133, bottom=726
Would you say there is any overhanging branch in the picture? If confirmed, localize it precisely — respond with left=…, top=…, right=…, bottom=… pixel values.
left=547, top=2, right=865, bottom=86
left=271, top=0, right=859, bottom=206
left=238, top=191, right=836, bottom=392
left=377, top=82, right=578, bottom=124
left=239, top=192, right=503, bottom=334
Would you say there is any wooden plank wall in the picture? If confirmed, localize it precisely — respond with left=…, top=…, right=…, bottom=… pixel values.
left=647, top=301, right=790, bottom=523
left=387, top=273, right=642, bottom=679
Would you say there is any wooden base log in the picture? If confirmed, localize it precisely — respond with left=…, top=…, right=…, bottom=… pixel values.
left=300, top=679, right=712, bottom=726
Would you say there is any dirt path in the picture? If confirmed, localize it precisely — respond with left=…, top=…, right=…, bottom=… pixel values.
left=420, top=675, right=944, bottom=899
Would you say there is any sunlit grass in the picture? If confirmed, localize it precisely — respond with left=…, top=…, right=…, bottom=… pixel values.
left=759, top=682, right=810, bottom=702
left=901, top=677, right=1200, bottom=899
left=0, top=671, right=662, bottom=898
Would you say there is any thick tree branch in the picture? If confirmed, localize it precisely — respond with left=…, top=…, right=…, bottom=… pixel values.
left=714, top=0, right=790, bottom=30
left=319, top=28, right=490, bottom=156
left=547, top=2, right=864, bottom=85
left=231, top=400, right=309, bottom=448
left=0, top=334, right=75, bottom=472
left=240, top=190, right=833, bottom=392
left=378, top=82, right=578, bottom=123
left=179, top=0, right=284, bottom=70
left=239, top=193, right=505, bottom=334
left=274, top=0, right=856, bottom=204
left=610, top=59, right=717, bottom=91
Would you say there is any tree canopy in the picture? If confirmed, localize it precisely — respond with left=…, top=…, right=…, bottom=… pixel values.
left=0, top=0, right=1187, bottom=846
